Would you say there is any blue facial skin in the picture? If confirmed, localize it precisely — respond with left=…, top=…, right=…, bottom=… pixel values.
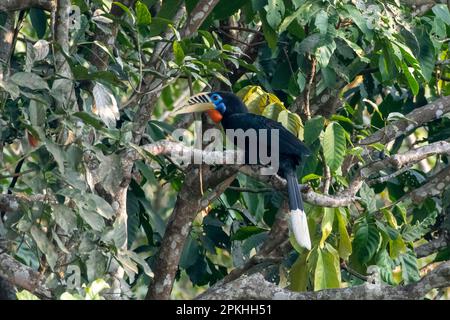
left=210, top=93, right=226, bottom=114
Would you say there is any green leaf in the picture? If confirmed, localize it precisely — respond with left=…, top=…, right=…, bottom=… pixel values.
left=432, top=4, right=450, bottom=25
left=85, top=194, right=115, bottom=219
left=78, top=209, right=105, bottom=232
left=30, top=8, right=47, bottom=39
left=279, top=7, right=303, bottom=33
left=352, top=219, right=380, bottom=264
left=316, top=41, right=336, bottom=68
left=401, top=62, right=419, bottom=96
left=73, top=111, right=105, bottom=130
left=359, top=182, right=377, bottom=213
left=296, top=71, right=306, bottom=92
left=319, top=207, right=334, bottom=248
left=415, top=27, right=435, bottom=82
left=30, top=226, right=58, bottom=270
left=231, top=226, right=267, bottom=241
left=180, top=236, right=199, bottom=269
left=336, top=208, right=352, bottom=260
left=264, top=0, right=285, bottom=30
left=213, top=0, right=248, bottom=20
left=314, top=245, right=341, bottom=290
left=127, top=193, right=140, bottom=248
left=322, top=122, right=346, bottom=172
left=278, top=110, right=303, bottom=136
left=136, top=1, right=152, bottom=25
left=173, top=40, right=184, bottom=65
left=16, top=290, right=40, bottom=300
left=45, top=140, right=66, bottom=174
left=399, top=251, right=421, bottom=284
left=401, top=209, right=438, bottom=242
left=342, top=4, right=372, bottom=39
left=290, top=253, right=308, bottom=292
left=304, top=116, right=324, bottom=145
left=389, top=236, right=406, bottom=259
left=52, top=204, right=77, bottom=234
left=262, top=103, right=285, bottom=120
left=28, top=100, right=47, bottom=127
left=10, top=72, right=49, bottom=91
left=314, top=10, right=328, bottom=35
left=260, top=10, right=278, bottom=49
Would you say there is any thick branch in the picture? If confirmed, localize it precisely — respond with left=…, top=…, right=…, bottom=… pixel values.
left=360, top=95, right=450, bottom=145
left=405, top=165, right=450, bottom=204
left=0, top=253, right=51, bottom=299
left=138, top=140, right=358, bottom=207
left=145, top=165, right=238, bottom=300
left=416, top=232, right=450, bottom=258
left=0, top=0, right=54, bottom=12
left=181, top=0, right=220, bottom=38
left=0, top=193, right=48, bottom=213
left=0, top=12, right=15, bottom=80
left=198, top=261, right=450, bottom=300
left=346, top=141, right=450, bottom=198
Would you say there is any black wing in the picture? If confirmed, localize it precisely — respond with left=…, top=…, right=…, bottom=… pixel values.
left=222, top=113, right=311, bottom=159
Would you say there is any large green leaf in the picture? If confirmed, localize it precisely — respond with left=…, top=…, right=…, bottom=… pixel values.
left=359, top=182, right=377, bottom=213
left=336, top=208, right=352, bottom=260
left=432, top=4, right=450, bottom=25
left=10, top=72, right=49, bottom=91
left=231, top=226, right=267, bottom=241
left=260, top=11, right=278, bottom=49
left=399, top=250, right=421, bottom=284
left=52, top=204, right=78, bottom=234
left=278, top=110, right=303, bottom=136
left=304, top=116, right=324, bottom=145
left=213, top=0, right=248, bottom=20
left=319, top=207, right=334, bottom=248
left=352, top=219, right=380, bottom=264
left=30, top=226, right=58, bottom=270
left=264, top=0, right=285, bottom=30
left=415, top=27, right=435, bottom=82
left=262, top=103, right=285, bottom=121
left=401, top=62, right=419, bottom=96
left=314, top=10, right=328, bottom=35
left=136, top=1, right=152, bottom=26
left=30, top=8, right=47, bottom=39
left=173, top=40, right=185, bottom=65
left=322, top=122, right=346, bottom=172
left=290, top=253, right=308, bottom=292
left=314, top=244, right=341, bottom=290
left=316, top=41, right=336, bottom=68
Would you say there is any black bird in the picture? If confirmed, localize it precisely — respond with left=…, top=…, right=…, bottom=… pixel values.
left=174, top=91, right=312, bottom=249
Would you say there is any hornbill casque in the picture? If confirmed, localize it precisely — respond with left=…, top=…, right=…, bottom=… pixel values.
left=174, top=91, right=312, bottom=250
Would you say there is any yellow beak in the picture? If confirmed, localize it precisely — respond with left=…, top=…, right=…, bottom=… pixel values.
left=171, top=92, right=215, bottom=115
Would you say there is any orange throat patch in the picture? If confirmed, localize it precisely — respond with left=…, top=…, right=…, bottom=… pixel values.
left=207, top=109, right=223, bottom=123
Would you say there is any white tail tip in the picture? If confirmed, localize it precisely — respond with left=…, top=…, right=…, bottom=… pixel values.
left=289, top=209, right=311, bottom=250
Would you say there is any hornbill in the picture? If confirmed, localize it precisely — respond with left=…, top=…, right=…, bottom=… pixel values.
left=174, top=91, right=312, bottom=250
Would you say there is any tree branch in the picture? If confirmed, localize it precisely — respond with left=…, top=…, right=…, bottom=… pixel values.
left=360, top=95, right=450, bottom=145
left=0, top=252, right=51, bottom=299
left=197, top=261, right=450, bottom=300
left=145, top=165, right=238, bottom=300
left=181, top=0, right=220, bottom=38
left=0, top=194, right=49, bottom=213
left=405, top=165, right=450, bottom=204
left=416, top=232, right=450, bottom=258
left=0, top=0, right=54, bottom=12
left=137, top=140, right=359, bottom=207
